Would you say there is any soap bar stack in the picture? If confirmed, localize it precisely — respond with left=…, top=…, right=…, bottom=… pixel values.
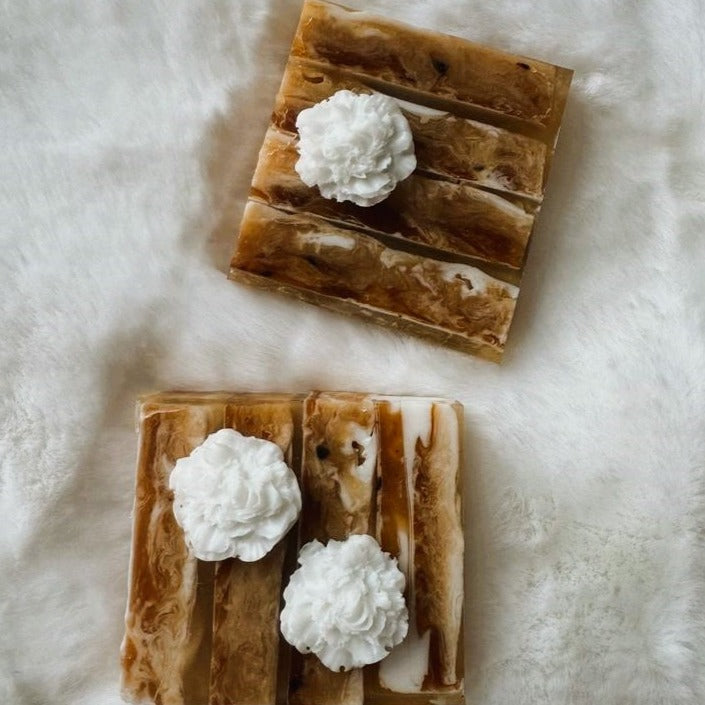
left=230, top=0, right=572, bottom=361
left=121, top=391, right=465, bottom=705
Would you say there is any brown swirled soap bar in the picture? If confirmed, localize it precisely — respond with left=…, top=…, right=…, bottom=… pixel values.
left=121, top=391, right=464, bottom=705
left=230, top=0, right=572, bottom=360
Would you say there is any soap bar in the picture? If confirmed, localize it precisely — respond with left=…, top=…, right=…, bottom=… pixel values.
left=289, top=0, right=571, bottom=136
left=121, top=391, right=464, bottom=705
left=230, top=0, right=572, bottom=360
left=233, top=201, right=518, bottom=361
left=251, top=128, right=536, bottom=277
left=288, top=393, right=377, bottom=705
left=209, top=401, right=299, bottom=705
left=273, top=60, right=548, bottom=201
left=121, top=393, right=301, bottom=705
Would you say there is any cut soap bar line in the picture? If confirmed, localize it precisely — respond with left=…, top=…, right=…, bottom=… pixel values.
left=233, top=201, right=518, bottom=362
left=290, top=0, right=572, bottom=137
left=122, top=395, right=300, bottom=705
left=251, top=127, right=536, bottom=277
left=230, top=0, right=572, bottom=359
left=121, top=391, right=465, bottom=705
left=273, top=59, right=548, bottom=200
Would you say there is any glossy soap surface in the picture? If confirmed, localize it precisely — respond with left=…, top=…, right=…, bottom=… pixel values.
left=230, top=0, right=572, bottom=360
left=121, top=391, right=465, bottom=705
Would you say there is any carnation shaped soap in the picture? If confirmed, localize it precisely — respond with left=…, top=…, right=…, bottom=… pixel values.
left=230, top=0, right=573, bottom=361
left=121, top=391, right=465, bottom=704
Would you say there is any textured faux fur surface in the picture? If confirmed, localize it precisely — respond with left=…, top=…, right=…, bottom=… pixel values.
left=1, top=1, right=705, bottom=703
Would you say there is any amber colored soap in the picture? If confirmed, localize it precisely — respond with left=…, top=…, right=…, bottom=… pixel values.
left=230, top=0, right=572, bottom=360
left=120, top=391, right=465, bottom=705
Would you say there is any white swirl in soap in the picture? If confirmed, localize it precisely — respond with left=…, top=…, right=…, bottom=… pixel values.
left=295, top=90, right=416, bottom=207
left=168, top=429, right=301, bottom=562
left=280, top=534, right=408, bottom=672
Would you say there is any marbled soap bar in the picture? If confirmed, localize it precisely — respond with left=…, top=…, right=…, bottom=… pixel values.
left=233, top=201, right=518, bottom=361
left=230, top=0, right=572, bottom=359
left=251, top=128, right=536, bottom=277
left=366, top=395, right=464, bottom=703
left=289, top=393, right=378, bottom=705
left=273, top=60, right=548, bottom=201
left=121, top=393, right=301, bottom=705
left=290, top=0, right=571, bottom=137
left=121, top=391, right=464, bottom=705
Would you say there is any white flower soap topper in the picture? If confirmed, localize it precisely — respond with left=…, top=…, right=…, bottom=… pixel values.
left=169, top=428, right=301, bottom=562
left=280, top=534, right=409, bottom=671
left=295, top=90, right=416, bottom=207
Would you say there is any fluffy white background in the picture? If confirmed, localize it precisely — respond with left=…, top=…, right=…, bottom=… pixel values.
left=1, top=1, right=704, bottom=703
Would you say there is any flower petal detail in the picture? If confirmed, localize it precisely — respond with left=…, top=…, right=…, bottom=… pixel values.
left=280, top=534, right=408, bottom=672
left=168, top=429, right=301, bottom=562
left=295, top=90, right=416, bottom=207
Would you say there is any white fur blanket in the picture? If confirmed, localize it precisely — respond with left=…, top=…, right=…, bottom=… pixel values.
left=1, top=1, right=704, bottom=703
